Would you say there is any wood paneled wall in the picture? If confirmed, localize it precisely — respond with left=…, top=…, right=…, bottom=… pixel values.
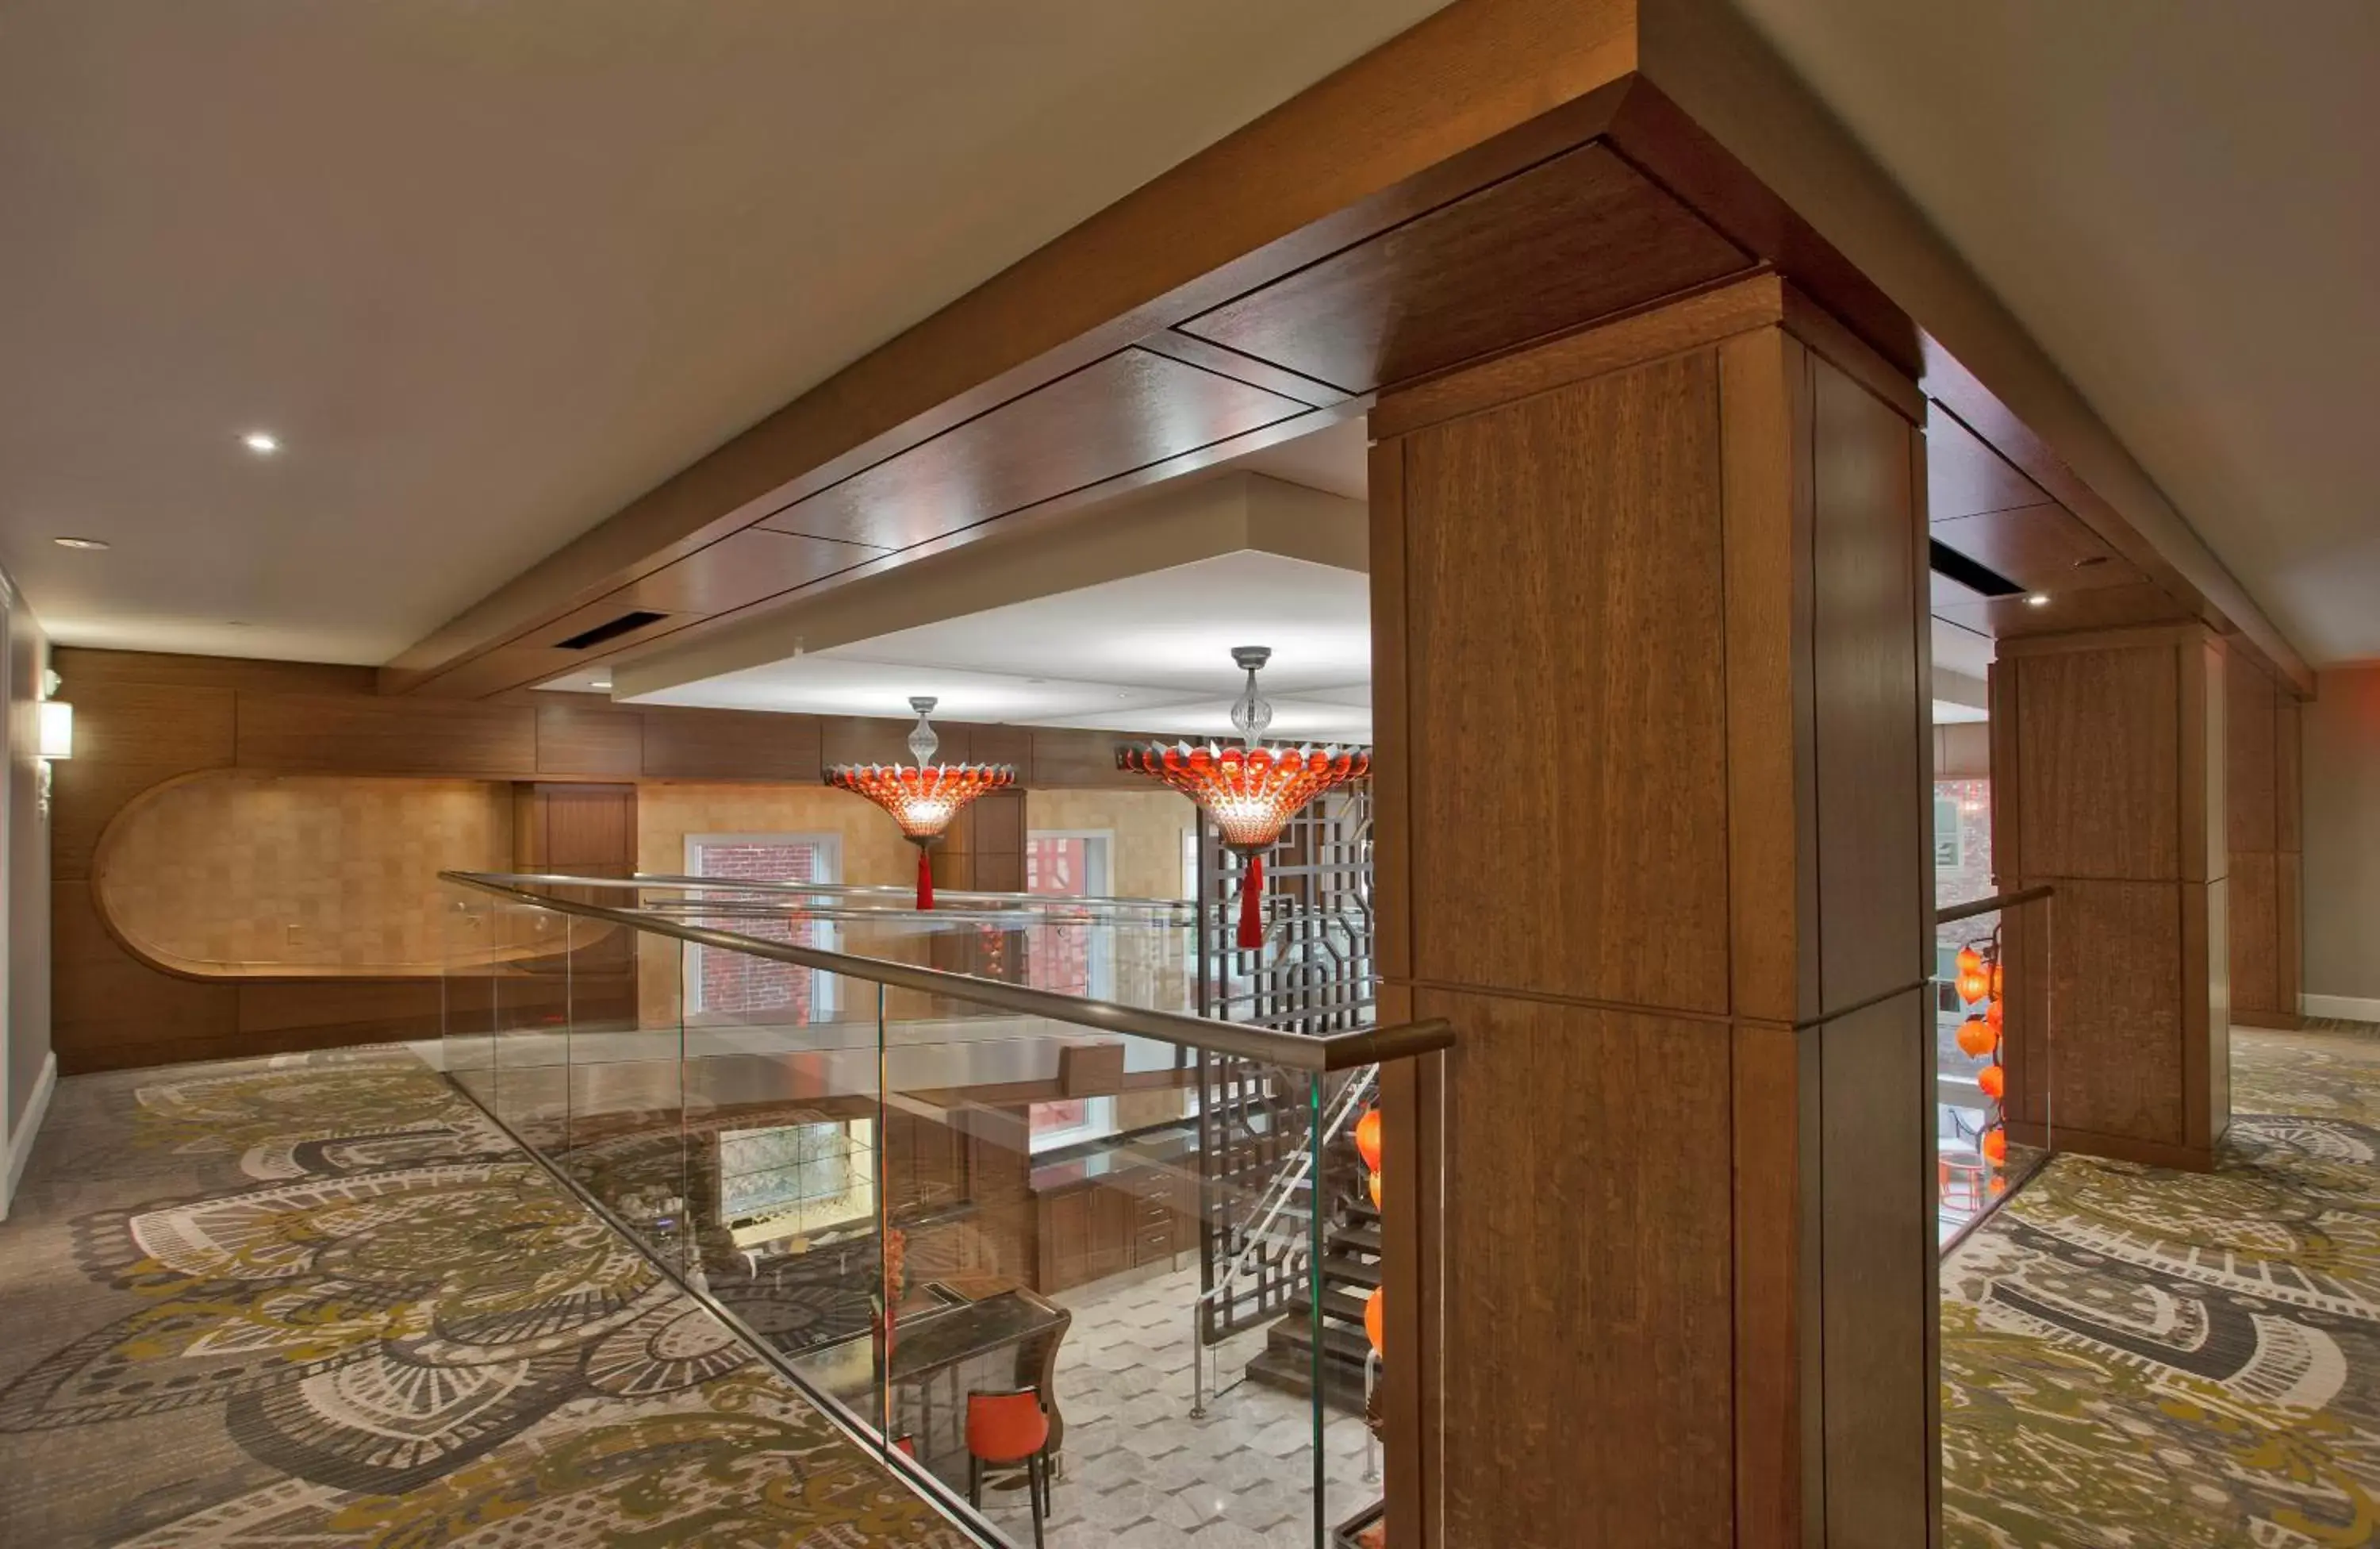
left=47, top=648, right=1182, bottom=1076
left=1370, top=278, right=1934, bottom=1547
left=2226, top=660, right=2305, bottom=1028
left=1990, top=625, right=2232, bottom=1170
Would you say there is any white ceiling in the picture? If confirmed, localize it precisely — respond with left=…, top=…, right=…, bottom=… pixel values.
left=6, top=3, right=2364, bottom=672
left=1737, top=0, right=2380, bottom=667
left=628, top=550, right=1374, bottom=742
left=0, top=0, right=1449, bottom=662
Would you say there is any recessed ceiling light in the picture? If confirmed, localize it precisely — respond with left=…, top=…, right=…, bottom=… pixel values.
left=2025, top=594, right=2051, bottom=607
left=52, top=536, right=109, bottom=550
left=242, top=431, right=280, bottom=455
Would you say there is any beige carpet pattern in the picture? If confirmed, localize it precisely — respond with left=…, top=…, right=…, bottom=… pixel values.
left=1944, top=1024, right=2380, bottom=1548
left=0, top=1047, right=977, bottom=1549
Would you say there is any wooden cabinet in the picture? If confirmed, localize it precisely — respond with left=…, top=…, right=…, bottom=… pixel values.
left=1034, top=1159, right=1193, bottom=1293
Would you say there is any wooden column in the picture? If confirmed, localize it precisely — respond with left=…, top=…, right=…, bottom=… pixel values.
left=1990, top=625, right=2231, bottom=1169
left=2226, top=659, right=2305, bottom=1029
left=1371, top=276, right=1934, bottom=1547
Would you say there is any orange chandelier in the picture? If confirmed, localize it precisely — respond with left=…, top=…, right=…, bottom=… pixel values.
left=827, top=697, right=1015, bottom=910
left=1119, top=648, right=1370, bottom=950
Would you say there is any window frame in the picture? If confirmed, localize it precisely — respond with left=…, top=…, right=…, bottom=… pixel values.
left=681, top=831, right=844, bottom=1020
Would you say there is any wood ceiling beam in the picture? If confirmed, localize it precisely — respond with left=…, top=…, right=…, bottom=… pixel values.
left=384, top=0, right=2310, bottom=702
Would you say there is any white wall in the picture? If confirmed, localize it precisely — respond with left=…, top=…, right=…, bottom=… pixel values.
left=2303, top=665, right=2380, bottom=1018
left=2, top=567, right=54, bottom=1218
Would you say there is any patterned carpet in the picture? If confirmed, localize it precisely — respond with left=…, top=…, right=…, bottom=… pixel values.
left=1944, top=1025, right=2380, bottom=1548
left=0, top=1047, right=977, bottom=1549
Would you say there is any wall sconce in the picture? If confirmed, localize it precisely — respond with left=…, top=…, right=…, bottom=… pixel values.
left=38, top=699, right=73, bottom=760
left=36, top=696, right=71, bottom=818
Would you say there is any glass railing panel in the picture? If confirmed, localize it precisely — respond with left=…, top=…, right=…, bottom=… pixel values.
left=440, top=887, right=497, bottom=1103
left=1934, top=890, right=2054, bottom=1247
left=433, top=871, right=1449, bottom=1548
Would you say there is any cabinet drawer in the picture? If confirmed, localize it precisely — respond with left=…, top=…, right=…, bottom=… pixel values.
left=1134, top=1224, right=1177, bottom=1265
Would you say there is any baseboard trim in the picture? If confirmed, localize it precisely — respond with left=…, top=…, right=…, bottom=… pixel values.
left=2303, top=994, right=2380, bottom=1024
left=2010, top=1120, right=2216, bottom=1174
left=1, top=1050, right=59, bottom=1222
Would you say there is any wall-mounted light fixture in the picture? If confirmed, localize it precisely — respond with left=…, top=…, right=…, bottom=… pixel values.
left=35, top=691, right=71, bottom=819
left=37, top=699, right=73, bottom=761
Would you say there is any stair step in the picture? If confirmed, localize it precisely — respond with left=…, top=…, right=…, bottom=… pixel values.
left=1267, top=1315, right=1376, bottom=1366
left=1327, top=1223, right=1381, bottom=1256
left=1322, top=1255, right=1380, bottom=1290
left=1242, top=1339, right=1372, bottom=1407
left=1320, top=1286, right=1372, bottom=1325
left=1341, top=1197, right=1380, bottom=1224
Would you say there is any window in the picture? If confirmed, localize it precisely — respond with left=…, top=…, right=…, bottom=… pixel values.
left=717, top=1119, right=876, bottom=1235
left=684, top=833, right=840, bottom=1020
left=1029, top=1096, right=1118, bottom=1155
left=1933, top=795, right=1964, bottom=869
left=1025, top=830, right=1114, bottom=997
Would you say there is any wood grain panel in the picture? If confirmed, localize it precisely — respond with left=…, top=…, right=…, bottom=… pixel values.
left=534, top=701, right=643, bottom=778
left=1925, top=404, right=2049, bottom=521
left=2277, top=850, right=2303, bottom=1015
left=1718, top=327, right=1814, bottom=1024
left=1426, top=988, right=1733, bottom=1547
left=1182, top=143, right=1749, bottom=393
left=1731, top=1018, right=1821, bottom=1543
left=2227, top=658, right=2278, bottom=855
left=51, top=682, right=236, bottom=881
left=1025, top=728, right=1143, bottom=790
left=639, top=705, right=822, bottom=781
left=1930, top=503, right=2144, bottom=596
left=2043, top=878, right=2185, bottom=1143
left=1933, top=578, right=2196, bottom=640
left=1810, top=351, right=1924, bottom=1013
left=2190, top=875, right=2228, bottom=1151
left=2012, top=644, right=2180, bottom=881
left=1403, top=350, right=1730, bottom=1010
left=2228, top=851, right=2280, bottom=1021
left=236, top=694, right=536, bottom=778
left=758, top=348, right=1308, bottom=551
left=1368, top=436, right=1415, bottom=988
left=52, top=646, right=374, bottom=697
left=2276, top=699, right=2302, bottom=852
left=52, top=878, right=238, bottom=1059
left=1818, top=988, right=1933, bottom=1548
left=620, top=528, right=885, bottom=616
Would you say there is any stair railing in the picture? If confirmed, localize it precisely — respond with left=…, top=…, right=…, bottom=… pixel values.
left=1189, top=1061, right=1377, bottom=1417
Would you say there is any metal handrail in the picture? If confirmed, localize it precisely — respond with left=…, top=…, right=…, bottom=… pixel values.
left=441, top=870, right=1451, bottom=1074
left=1937, top=884, right=2054, bottom=926
left=454, top=870, right=1198, bottom=916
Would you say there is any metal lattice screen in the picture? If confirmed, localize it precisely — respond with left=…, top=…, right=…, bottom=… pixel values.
left=1195, top=783, right=1374, bottom=1338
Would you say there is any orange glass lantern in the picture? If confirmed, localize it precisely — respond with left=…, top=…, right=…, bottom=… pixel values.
left=1364, top=1286, right=1384, bottom=1356
left=1980, top=1128, right=2008, bottom=1165
left=1354, top=1108, right=1383, bottom=1174
left=827, top=697, right=1015, bottom=910
left=1119, top=648, right=1368, bottom=949
left=1956, top=1017, right=1998, bottom=1059
left=1976, top=1064, right=2006, bottom=1101
left=1368, top=1170, right=1382, bottom=1210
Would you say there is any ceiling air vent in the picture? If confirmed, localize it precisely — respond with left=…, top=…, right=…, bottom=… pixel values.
left=1927, top=539, right=2025, bottom=599
left=554, top=609, right=669, bottom=650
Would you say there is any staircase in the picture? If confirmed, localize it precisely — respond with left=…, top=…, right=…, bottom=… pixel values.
left=1242, top=1159, right=1380, bottom=1406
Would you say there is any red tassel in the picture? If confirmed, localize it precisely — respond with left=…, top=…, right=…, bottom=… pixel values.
left=916, top=847, right=935, bottom=911
left=1236, top=853, right=1265, bottom=951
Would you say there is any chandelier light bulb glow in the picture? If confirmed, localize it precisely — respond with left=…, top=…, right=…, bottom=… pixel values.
left=825, top=697, right=1015, bottom=909
left=1119, top=648, right=1370, bottom=951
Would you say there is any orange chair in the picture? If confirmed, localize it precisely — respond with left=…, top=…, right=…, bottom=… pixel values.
left=966, top=1387, right=1053, bottom=1548
left=1940, top=1152, right=1990, bottom=1212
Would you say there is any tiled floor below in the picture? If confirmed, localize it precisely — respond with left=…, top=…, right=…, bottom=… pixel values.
left=965, top=1263, right=1380, bottom=1547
